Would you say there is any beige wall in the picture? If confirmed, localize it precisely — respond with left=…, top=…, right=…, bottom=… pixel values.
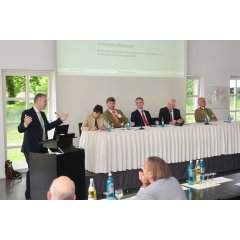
left=187, top=40, right=240, bottom=120
left=56, top=75, right=186, bottom=144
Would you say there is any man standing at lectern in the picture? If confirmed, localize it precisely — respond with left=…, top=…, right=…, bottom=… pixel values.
left=18, top=93, right=69, bottom=200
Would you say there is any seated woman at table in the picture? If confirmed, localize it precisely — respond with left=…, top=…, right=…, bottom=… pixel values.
left=81, top=105, right=107, bottom=131
left=135, top=156, right=187, bottom=200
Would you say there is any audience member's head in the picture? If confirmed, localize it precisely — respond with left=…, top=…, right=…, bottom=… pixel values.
left=198, top=97, right=206, bottom=108
left=135, top=97, right=144, bottom=110
left=106, top=97, right=116, bottom=111
left=142, top=156, right=172, bottom=184
left=167, top=98, right=176, bottom=110
left=92, top=105, right=103, bottom=119
left=137, top=156, right=186, bottom=200
left=47, top=176, right=76, bottom=200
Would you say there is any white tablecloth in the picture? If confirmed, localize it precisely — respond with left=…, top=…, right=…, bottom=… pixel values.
left=79, top=122, right=240, bottom=173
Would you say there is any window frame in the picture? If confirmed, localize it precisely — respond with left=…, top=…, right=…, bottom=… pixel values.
left=2, top=70, right=56, bottom=167
left=186, top=75, right=202, bottom=123
left=230, top=76, right=240, bottom=121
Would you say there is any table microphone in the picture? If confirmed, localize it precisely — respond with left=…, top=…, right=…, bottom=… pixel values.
left=139, top=123, right=144, bottom=130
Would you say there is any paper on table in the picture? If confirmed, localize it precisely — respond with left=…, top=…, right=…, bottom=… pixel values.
left=214, top=177, right=233, bottom=184
left=182, top=186, right=189, bottom=190
left=234, top=183, right=240, bottom=187
left=181, top=182, right=220, bottom=189
left=125, top=196, right=136, bottom=200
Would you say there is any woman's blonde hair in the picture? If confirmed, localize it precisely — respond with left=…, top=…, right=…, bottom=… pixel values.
left=146, top=156, right=172, bottom=181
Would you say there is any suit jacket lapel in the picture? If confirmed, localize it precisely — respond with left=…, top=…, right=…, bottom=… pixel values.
left=108, top=110, right=115, bottom=123
left=31, top=107, right=43, bottom=129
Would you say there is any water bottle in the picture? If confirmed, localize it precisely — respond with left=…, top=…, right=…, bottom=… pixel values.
left=106, top=172, right=115, bottom=200
left=126, top=121, right=131, bottom=130
left=204, top=115, right=209, bottom=125
left=161, top=118, right=164, bottom=127
left=200, top=159, right=205, bottom=183
left=187, top=160, right=195, bottom=185
left=227, top=114, right=231, bottom=123
left=107, top=121, right=112, bottom=132
left=188, top=188, right=194, bottom=200
left=88, top=178, right=97, bottom=200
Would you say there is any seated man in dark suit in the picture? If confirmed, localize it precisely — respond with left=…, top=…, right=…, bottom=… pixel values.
left=131, top=97, right=154, bottom=127
left=159, top=98, right=183, bottom=125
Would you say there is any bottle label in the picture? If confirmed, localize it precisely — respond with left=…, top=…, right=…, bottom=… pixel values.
left=195, top=174, right=200, bottom=184
left=108, top=183, right=114, bottom=194
left=188, top=168, right=193, bottom=177
left=161, top=120, right=164, bottom=127
left=88, top=189, right=96, bottom=200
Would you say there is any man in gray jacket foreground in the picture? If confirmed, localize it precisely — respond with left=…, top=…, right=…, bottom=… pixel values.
left=135, top=156, right=187, bottom=200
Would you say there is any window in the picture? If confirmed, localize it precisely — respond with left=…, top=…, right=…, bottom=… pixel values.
left=186, top=76, right=201, bottom=123
left=3, top=70, right=55, bottom=169
left=230, top=77, right=240, bottom=121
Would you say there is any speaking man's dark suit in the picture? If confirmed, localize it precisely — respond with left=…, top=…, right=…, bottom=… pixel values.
left=131, top=109, right=154, bottom=127
left=18, top=107, right=62, bottom=199
left=159, top=107, right=182, bottom=124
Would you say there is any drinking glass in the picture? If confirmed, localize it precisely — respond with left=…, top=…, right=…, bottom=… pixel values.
left=209, top=173, right=214, bottom=186
left=155, top=120, right=159, bottom=127
left=200, top=173, right=205, bottom=184
left=115, top=189, right=123, bottom=200
left=205, top=173, right=209, bottom=186
left=111, top=123, right=114, bottom=129
left=211, top=172, right=216, bottom=186
left=103, top=192, right=110, bottom=199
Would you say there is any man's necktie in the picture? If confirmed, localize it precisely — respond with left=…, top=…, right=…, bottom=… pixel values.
left=141, top=110, right=149, bottom=126
left=37, top=112, right=46, bottom=141
left=169, top=110, right=173, bottom=122
left=204, top=109, right=210, bottom=119
left=113, top=113, right=119, bottom=123
left=95, top=119, right=98, bottom=129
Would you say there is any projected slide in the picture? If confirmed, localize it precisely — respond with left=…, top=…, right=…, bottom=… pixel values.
left=57, top=40, right=185, bottom=77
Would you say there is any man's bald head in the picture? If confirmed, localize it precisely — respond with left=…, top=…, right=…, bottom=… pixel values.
left=47, top=176, right=76, bottom=200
